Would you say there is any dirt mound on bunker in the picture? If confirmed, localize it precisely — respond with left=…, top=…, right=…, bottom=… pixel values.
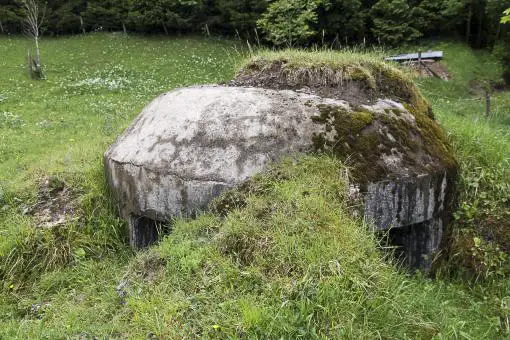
left=229, top=56, right=457, bottom=184
left=230, top=57, right=433, bottom=118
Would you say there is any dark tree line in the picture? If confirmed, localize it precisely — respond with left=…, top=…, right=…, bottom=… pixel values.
left=0, top=0, right=509, bottom=49
left=0, top=0, right=266, bottom=37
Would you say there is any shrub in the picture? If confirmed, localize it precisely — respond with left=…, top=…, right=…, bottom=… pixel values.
left=257, top=0, right=318, bottom=47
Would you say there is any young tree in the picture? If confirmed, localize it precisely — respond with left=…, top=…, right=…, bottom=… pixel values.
left=215, top=0, right=267, bottom=35
left=410, top=0, right=451, bottom=36
left=316, top=0, right=366, bottom=44
left=48, top=0, right=85, bottom=34
left=82, top=0, right=129, bottom=32
left=484, top=0, right=509, bottom=46
left=127, top=0, right=204, bottom=34
left=501, top=8, right=510, bottom=84
left=19, top=0, right=46, bottom=79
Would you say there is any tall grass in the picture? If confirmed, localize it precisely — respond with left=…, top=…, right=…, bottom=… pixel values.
left=2, top=157, right=508, bottom=338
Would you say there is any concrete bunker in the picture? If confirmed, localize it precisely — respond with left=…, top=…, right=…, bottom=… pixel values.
left=104, top=55, right=457, bottom=271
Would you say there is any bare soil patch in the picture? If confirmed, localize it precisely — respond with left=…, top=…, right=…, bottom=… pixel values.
left=31, top=177, right=81, bottom=228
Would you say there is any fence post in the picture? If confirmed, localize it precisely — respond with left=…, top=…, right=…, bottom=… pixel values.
left=485, top=90, right=491, bottom=117
left=418, top=51, right=423, bottom=79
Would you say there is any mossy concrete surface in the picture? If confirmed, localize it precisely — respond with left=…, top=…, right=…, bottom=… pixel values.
left=104, top=86, right=350, bottom=248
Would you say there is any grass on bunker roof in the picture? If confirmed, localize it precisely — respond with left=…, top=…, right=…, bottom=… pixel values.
left=237, top=48, right=431, bottom=116
left=0, top=35, right=509, bottom=338
left=239, top=48, right=413, bottom=87
left=243, top=48, right=391, bottom=71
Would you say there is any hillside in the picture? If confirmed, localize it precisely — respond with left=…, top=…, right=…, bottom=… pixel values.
left=0, top=35, right=509, bottom=338
left=417, top=42, right=510, bottom=271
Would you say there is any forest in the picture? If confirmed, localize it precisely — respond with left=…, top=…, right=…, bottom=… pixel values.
left=3, top=0, right=510, bottom=83
left=0, top=0, right=509, bottom=48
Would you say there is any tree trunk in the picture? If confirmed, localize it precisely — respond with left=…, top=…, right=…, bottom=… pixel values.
left=122, top=22, right=127, bottom=35
left=254, top=28, right=260, bottom=46
left=475, top=0, right=484, bottom=48
left=162, top=22, right=169, bottom=35
left=0, top=20, right=4, bottom=34
left=495, top=22, right=501, bottom=44
left=466, top=2, right=472, bottom=44
left=35, top=36, right=40, bottom=67
left=34, top=35, right=42, bottom=78
left=80, top=16, right=86, bottom=34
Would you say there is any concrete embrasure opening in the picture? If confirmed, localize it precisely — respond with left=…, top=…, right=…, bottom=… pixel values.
left=387, top=219, right=443, bottom=271
left=129, top=215, right=160, bottom=249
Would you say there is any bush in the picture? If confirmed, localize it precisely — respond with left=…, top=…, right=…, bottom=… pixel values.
left=257, top=0, right=318, bottom=47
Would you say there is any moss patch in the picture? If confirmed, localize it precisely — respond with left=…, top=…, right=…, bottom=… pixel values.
left=404, top=103, right=458, bottom=172
left=312, top=105, right=375, bottom=136
left=310, top=102, right=457, bottom=185
left=311, top=105, right=382, bottom=183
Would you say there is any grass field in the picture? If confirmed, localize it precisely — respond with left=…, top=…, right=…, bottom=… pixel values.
left=0, top=34, right=241, bottom=190
left=0, top=34, right=243, bottom=270
left=0, top=34, right=509, bottom=337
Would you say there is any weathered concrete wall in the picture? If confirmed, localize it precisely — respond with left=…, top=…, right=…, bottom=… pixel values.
left=365, top=173, right=448, bottom=230
left=364, top=173, right=453, bottom=271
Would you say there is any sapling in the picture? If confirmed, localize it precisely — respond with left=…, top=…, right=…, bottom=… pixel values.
left=19, top=0, right=46, bottom=79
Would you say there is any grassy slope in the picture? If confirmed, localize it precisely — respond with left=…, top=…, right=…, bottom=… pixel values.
left=0, top=36, right=509, bottom=338
left=1, top=157, right=506, bottom=338
left=414, top=42, right=510, bottom=276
